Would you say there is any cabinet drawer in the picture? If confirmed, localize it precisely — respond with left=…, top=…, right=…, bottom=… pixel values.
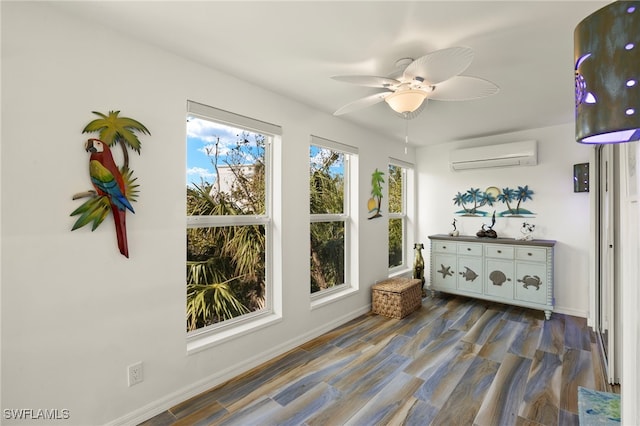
left=516, top=247, right=547, bottom=262
left=457, top=243, right=482, bottom=256
left=485, top=245, right=514, bottom=259
left=433, top=241, right=456, bottom=253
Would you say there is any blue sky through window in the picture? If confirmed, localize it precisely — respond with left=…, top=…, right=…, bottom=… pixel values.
left=309, top=145, right=344, bottom=178
left=186, top=116, right=263, bottom=188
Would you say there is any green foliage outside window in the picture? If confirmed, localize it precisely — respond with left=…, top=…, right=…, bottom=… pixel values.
left=310, top=222, right=345, bottom=293
left=310, top=146, right=346, bottom=293
left=389, top=218, right=403, bottom=268
left=186, top=129, right=267, bottom=332
left=388, top=165, right=404, bottom=268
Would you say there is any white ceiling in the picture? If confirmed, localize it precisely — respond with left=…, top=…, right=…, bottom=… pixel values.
left=52, top=1, right=608, bottom=146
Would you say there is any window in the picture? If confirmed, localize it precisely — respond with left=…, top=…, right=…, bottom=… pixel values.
left=388, top=160, right=413, bottom=272
left=186, top=101, right=279, bottom=338
left=309, top=136, right=357, bottom=297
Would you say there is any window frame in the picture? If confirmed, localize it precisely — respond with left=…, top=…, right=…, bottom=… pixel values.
left=388, top=159, right=414, bottom=276
left=309, top=136, right=358, bottom=303
left=186, top=100, right=280, bottom=350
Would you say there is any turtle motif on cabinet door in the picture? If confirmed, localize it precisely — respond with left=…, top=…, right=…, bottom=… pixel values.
left=518, top=275, right=542, bottom=290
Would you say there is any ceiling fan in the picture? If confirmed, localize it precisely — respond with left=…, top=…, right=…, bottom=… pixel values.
left=332, top=47, right=499, bottom=119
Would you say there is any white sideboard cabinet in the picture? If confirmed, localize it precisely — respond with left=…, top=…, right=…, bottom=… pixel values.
left=428, top=234, right=556, bottom=319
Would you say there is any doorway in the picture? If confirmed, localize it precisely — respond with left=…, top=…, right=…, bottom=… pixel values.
left=594, top=144, right=621, bottom=384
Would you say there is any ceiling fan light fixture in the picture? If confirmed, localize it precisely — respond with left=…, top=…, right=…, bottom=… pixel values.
left=332, top=47, right=496, bottom=116
left=384, top=89, right=428, bottom=113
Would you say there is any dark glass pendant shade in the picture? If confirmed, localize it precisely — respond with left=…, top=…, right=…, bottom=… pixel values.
left=574, top=1, right=640, bottom=144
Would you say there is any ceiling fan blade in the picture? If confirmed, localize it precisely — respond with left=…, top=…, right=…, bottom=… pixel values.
left=403, top=47, right=474, bottom=85
left=429, top=76, right=499, bottom=101
left=333, top=92, right=391, bottom=115
left=331, top=75, right=400, bottom=88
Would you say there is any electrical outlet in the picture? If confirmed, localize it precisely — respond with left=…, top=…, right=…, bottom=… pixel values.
left=127, top=361, right=143, bottom=387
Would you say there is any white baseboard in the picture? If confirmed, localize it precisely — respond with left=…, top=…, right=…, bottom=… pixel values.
left=106, top=304, right=372, bottom=426
left=553, top=305, right=588, bottom=319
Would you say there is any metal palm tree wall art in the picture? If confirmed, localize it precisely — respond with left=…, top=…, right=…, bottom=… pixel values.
left=453, top=185, right=535, bottom=217
left=367, top=168, right=385, bottom=220
left=70, top=110, right=150, bottom=258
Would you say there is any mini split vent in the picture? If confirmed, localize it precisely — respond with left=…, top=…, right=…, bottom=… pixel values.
left=449, top=140, right=538, bottom=171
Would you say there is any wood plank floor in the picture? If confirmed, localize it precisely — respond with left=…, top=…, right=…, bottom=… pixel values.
left=141, top=294, right=615, bottom=426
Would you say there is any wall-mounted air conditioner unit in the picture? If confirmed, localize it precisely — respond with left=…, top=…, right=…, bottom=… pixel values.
left=449, top=140, right=537, bottom=171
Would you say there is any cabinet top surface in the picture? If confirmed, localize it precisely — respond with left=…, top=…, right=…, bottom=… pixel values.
left=428, top=234, right=556, bottom=247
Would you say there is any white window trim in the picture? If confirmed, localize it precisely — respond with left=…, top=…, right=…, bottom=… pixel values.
left=186, top=100, right=281, bottom=352
left=388, top=158, right=415, bottom=277
left=309, top=136, right=359, bottom=306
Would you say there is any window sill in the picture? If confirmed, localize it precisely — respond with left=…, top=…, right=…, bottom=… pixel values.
left=187, top=312, right=282, bottom=355
left=389, top=268, right=413, bottom=279
left=310, top=285, right=358, bottom=310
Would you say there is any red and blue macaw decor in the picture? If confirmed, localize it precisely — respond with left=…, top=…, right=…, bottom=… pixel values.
left=71, top=110, right=148, bottom=258
left=86, top=138, right=134, bottom=257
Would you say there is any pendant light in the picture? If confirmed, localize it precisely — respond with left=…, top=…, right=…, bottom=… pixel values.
left=574, top=1, right=640, bottom=144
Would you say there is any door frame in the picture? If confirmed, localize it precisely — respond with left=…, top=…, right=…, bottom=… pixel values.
left=591, top=144, right=620, bottom=384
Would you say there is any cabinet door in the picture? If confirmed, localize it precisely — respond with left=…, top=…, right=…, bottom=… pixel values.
left=433, top=253, right=457, bottom=291
left=515, top=261, right=548, bottom=305
left=457, top=256, right=483, bottom=294
left=486, top=259, right=514, bottom=300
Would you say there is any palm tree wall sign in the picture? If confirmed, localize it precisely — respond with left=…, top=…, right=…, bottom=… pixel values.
left=70, top=110, right=150, bottom=258
left=453, top=185, right=535, bottom=217
left=367, top=168, right=385, bottom=220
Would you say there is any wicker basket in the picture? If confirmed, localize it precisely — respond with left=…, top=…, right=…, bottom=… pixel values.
left=371, top=278, right=422, bottom=319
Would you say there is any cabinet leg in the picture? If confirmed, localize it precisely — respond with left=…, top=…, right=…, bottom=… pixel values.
left=544, top=310, right=551, bottom=320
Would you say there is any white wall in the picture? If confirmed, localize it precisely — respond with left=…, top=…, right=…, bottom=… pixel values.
left=416, top=124, right=593, bottom=317
left=0, top=3, right=414, bottom=425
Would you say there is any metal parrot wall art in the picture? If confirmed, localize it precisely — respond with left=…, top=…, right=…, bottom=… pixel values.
left=86, top=138, right=134, bottom=257
left=71, top=110, right=149, bottom=258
